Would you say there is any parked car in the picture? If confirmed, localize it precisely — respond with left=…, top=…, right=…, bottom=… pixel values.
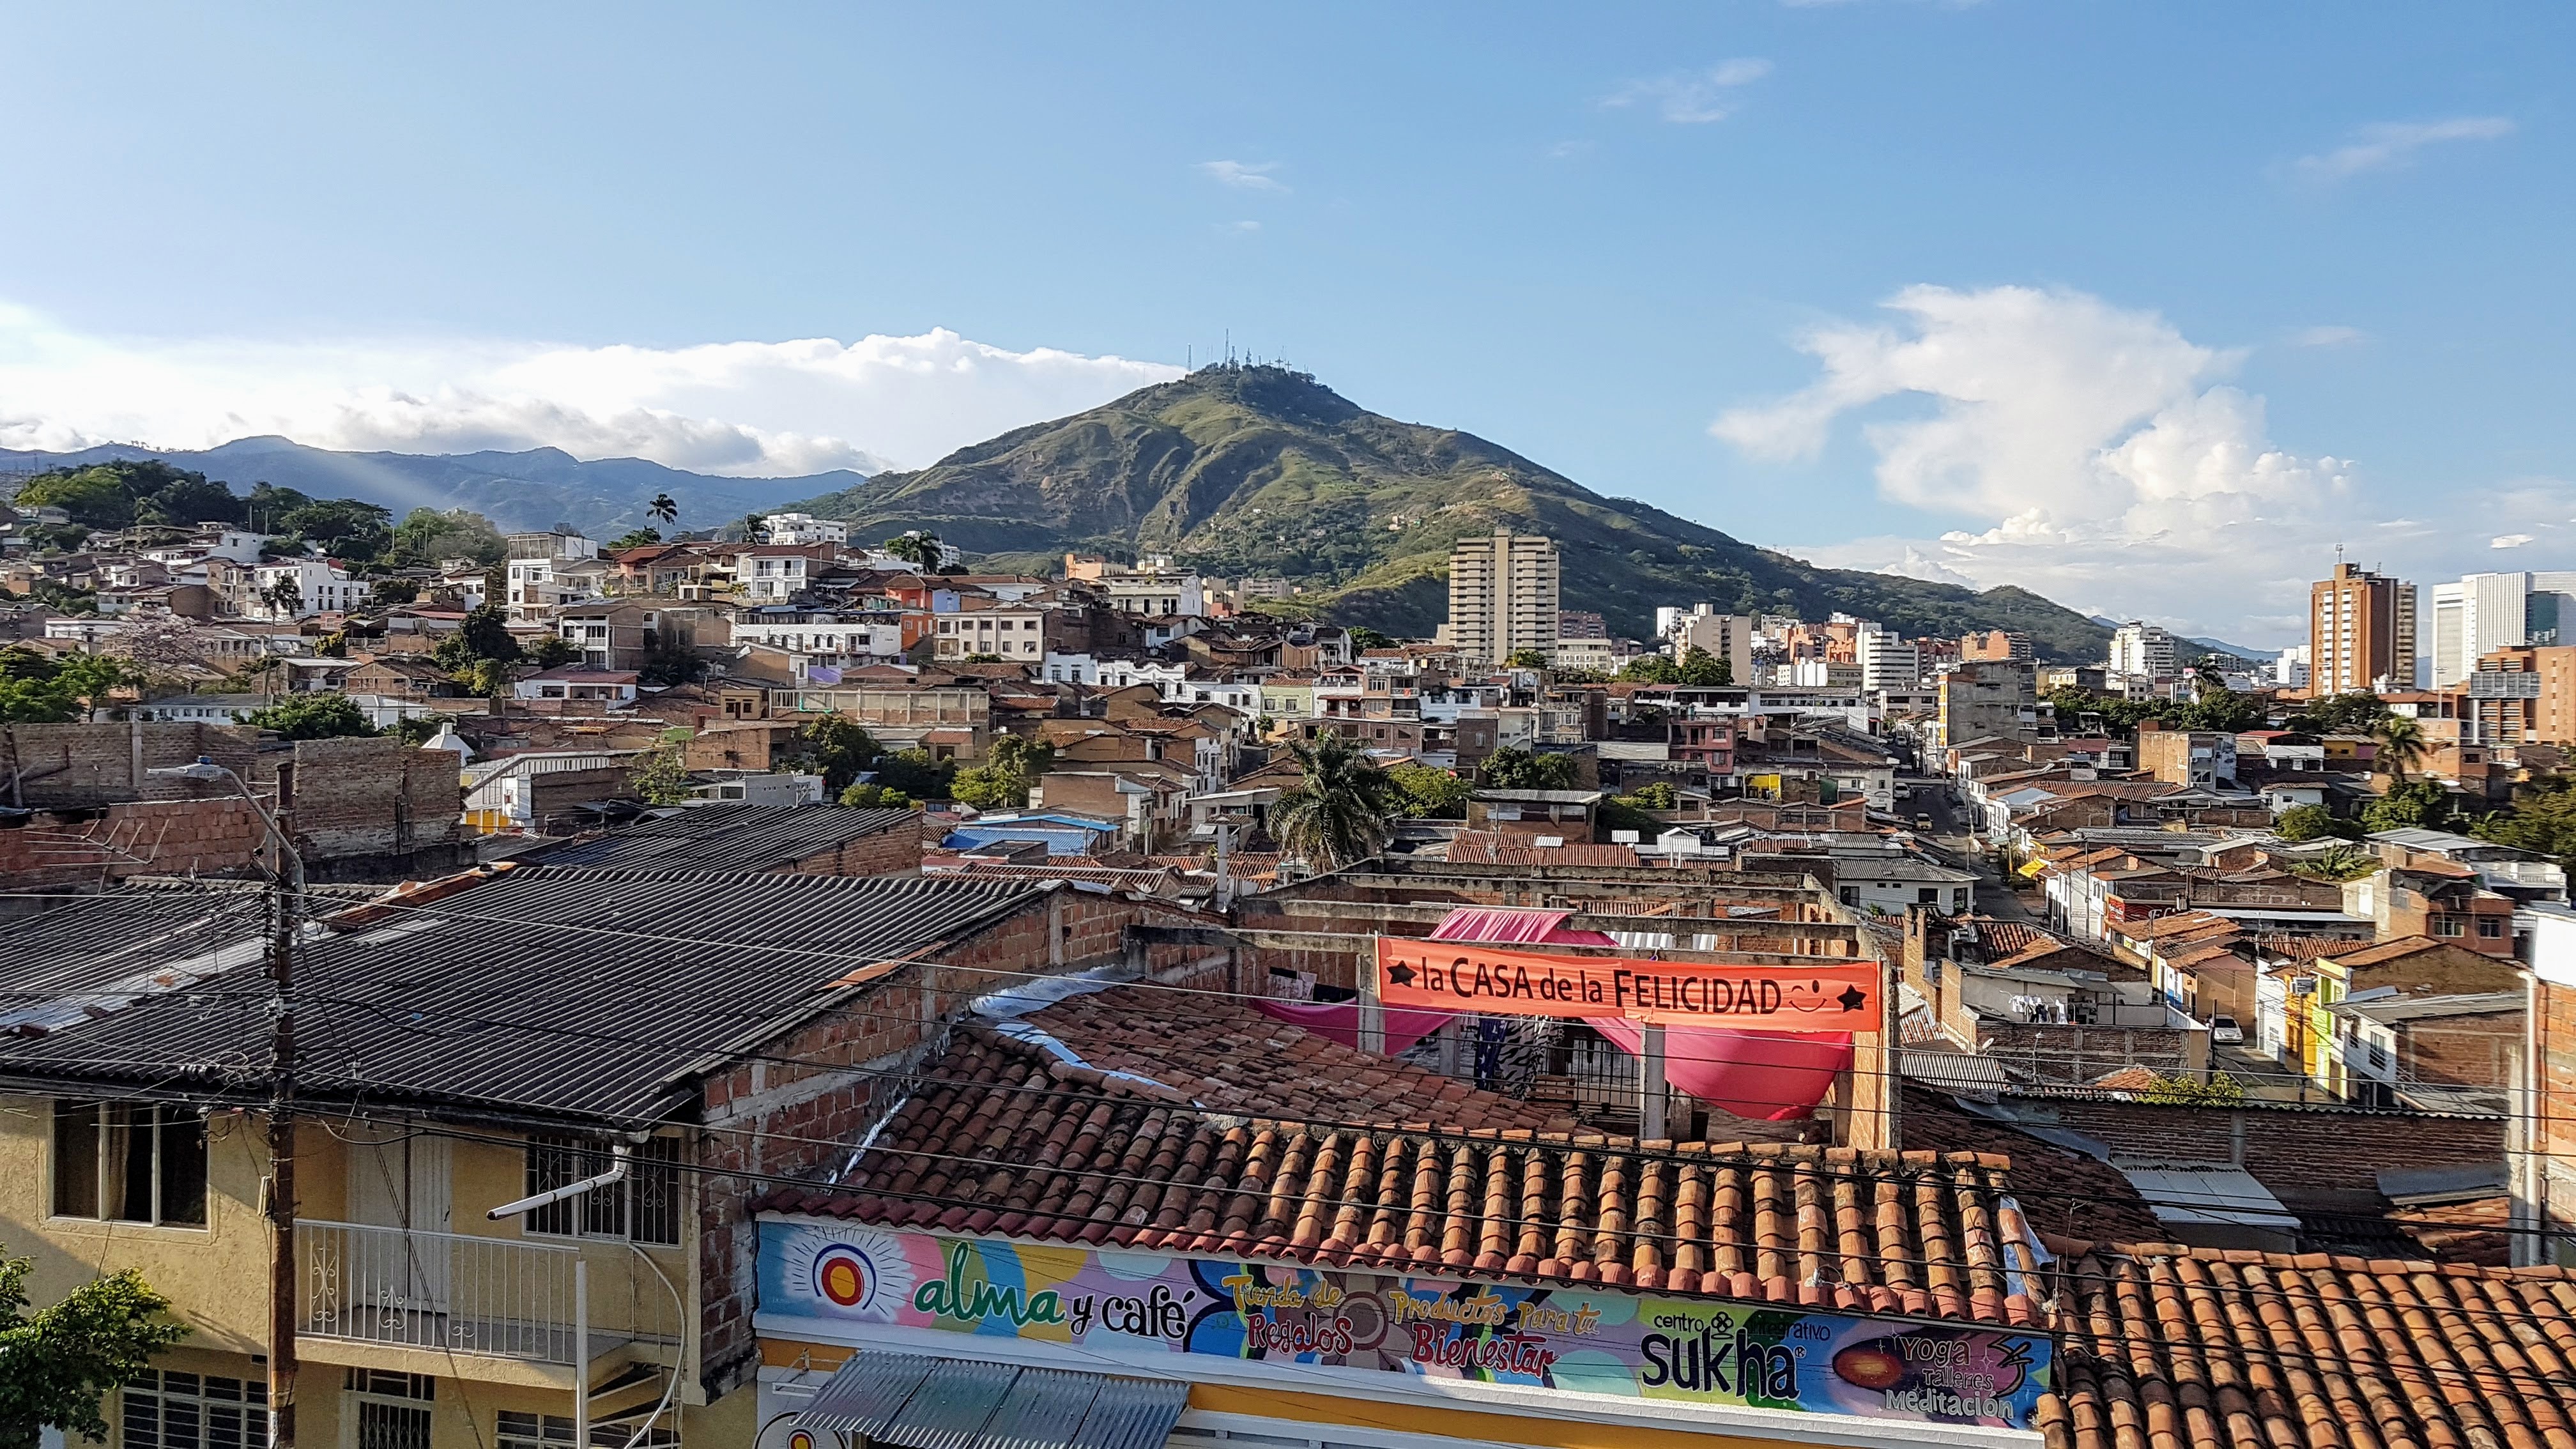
left=1913, top=814, right=1935, bottom=830
left=2209, top=1014, right=2244, bottom=1045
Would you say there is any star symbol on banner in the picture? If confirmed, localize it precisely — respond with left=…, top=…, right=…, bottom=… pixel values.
left=1835, top=985, right=1869, bottom=1013
left=1384, top=962, right=1417, bottom=988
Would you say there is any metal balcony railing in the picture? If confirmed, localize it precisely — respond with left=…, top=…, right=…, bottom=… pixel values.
left=301, top=1220, right=682, bottom=1366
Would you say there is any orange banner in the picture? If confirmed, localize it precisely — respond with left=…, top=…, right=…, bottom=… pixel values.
left=1373, top=937, right=1880, bottom=1032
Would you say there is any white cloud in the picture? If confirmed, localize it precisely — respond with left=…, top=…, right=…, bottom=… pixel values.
left=2494, top=533, right=2536, bottom=549
left=1721, top=284, right=2356, bottom=640
left=2288, top=325, right=2367, bottom=348
left=1220, top=220, right=1262, bottom=234
left=1602, top=59, right=1772, bottom=124
left=1198, top=160, right=1287, bottom=192
left=0, top=302, right=1181, bottom=475
left=2294, top=116, right=2513, bottom=180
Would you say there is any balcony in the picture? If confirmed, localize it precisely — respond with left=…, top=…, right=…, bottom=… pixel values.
left=300, top=1220, right=682, bottom=1371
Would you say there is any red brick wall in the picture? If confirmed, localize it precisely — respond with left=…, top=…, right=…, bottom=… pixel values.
left=2395, top=1013, right=2522, bottom=1089
left=0, top=797, right=263, bottom=885
left=782, top=818, right=923, bottom=877
left=692, top=888, right=1199, bottom=1395
left=2010, top=1095, right=2506, bottom=1194
left=1, top=722, right=260, bottom=808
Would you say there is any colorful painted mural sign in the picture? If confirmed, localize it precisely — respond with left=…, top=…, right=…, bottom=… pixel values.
left=759, top=1222, right=2050, bottom=1430
left=1374, top=937, right=1881, bottom=1031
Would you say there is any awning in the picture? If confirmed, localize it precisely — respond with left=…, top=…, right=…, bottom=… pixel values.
left=799, top=1351, right=1190, bottom=1449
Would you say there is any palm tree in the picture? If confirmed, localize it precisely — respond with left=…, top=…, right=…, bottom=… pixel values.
left=739, top=513, right=767, bottom=542
left=882, top=531, right=944, bottom=572
left=2374, top=714, right=2428, bottom=783
left=1269, top=732, right=1395, bottom=871
left=648, top=492, right=679, bottom=528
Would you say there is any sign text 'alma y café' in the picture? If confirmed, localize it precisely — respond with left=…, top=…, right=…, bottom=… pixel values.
left=758, top=1223, right=2051, bottom=1431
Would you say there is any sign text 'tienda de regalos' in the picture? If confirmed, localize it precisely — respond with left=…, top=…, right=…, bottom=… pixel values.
left=1373, top=938, right=1878, bottom=1031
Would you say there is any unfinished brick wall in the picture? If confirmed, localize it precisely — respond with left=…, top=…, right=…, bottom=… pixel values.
left=1, top=723, right=260, bottom=808
left=0, top=798, right=264, bottom=886
left=2004, top=1094, right=2508, bottom=1194
left=782, top=819, right=923, bottom=878
left=693, top=887, right=1189, bottom=1395
left=1975, top=1022, right=2201, bottom=1087
left=253, top=737, right=465, bottom=879
left=2392, top=1013, right=2522, bottom=1089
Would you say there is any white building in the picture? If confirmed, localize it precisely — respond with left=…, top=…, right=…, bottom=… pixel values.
left=762, top=512, right=849, bottom=547
left=250, top=558, right=371, bottom=619
left=2429, top=571, right=2576, bottom=686
left=2108, top=620, right=2180, bottom=678
left=732, top=547, right=818, bottom=602
left=730, top=614, right=906, bottom=678
left=2274, top=645, right=2312, bottom=691
left=1101, top=571, right=1206, bottom=617
left=1857, top=624, right=1920, bottom=693
left=502, top=556, right=603, bottom=620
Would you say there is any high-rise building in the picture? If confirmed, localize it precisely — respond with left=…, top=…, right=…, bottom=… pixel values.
left=1960, top=629, right=2034, bottom=663
left=1857, top=624, right=1920, bottom=692
left=2428, top=571, right=2576, bottom=686
left=2311, top=562, right=2419, bottom=695
left=1446, top=528, right=1560, bottom=666
left=2274, top=645, right=2312, bottom=691
left=2107, top=622, right=2180, bottom=679
left=2467, top=645, right=2576, bottom=744
left=1669, top=611, right=1755, bottom=680
left=1557, top=610, right=1609, bottom=640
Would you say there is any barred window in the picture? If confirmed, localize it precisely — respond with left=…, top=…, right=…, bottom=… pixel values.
left=499, top=1411, right=680, bottom=1448
left=344, top=1370, right=433, bottom=1449
left=123, top=1370, right=267, bottom=1449
left=524, top=1135, right=683, bottom=1246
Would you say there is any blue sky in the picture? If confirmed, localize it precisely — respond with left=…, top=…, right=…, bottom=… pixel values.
left=2, top=3, right=2569, bottom=644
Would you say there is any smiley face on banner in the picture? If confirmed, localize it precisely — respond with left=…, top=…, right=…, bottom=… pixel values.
left=781, top=1224, right=919, bottom=1320
left=756, top=1413, right=848, bottom=1449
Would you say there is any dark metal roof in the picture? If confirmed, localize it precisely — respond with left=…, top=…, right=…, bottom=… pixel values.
left=510, top=804, right=917, bottom=872
left=0, top=866, right=1044, bottom=1125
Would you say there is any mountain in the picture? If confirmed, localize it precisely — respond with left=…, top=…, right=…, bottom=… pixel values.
left=0, top=437, right=866, bottom=539
left=785, top=365, right=2115, bottom=659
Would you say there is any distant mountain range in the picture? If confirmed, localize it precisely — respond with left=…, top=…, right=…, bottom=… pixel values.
left=0, top=436, right=865, bottom=539
left=784, top=364, right=2117, bottom=658
left=2087, top=617, right=2285, bottom=663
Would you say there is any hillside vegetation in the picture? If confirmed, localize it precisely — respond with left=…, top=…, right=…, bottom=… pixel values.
left=786, top=364, right=2110, bottom=657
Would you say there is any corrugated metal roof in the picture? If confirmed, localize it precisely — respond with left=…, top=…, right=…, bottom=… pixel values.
left=513, top=804, right=916, bottom=871
left=799, top=1352, right=1187, bottom=1449
left=0, top=868, right=1044, bottom=1124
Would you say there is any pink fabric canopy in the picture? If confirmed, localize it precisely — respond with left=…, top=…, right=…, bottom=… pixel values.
left=1249, top=997, right=1451, bottom=1055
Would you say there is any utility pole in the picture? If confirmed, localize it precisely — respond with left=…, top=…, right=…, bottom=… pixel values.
left=150, top=756, right=302, bottom=1448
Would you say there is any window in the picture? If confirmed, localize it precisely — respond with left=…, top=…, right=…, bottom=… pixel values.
left=123, top=1370, right=266, bottom=1449
left=2478, top=917, right=2505, bottom=939
left=499, top=1412, right=679, bottom=1449
left=523, top=1135, right=682, bottom=1245
left=2434, top=916, right=2465, bottom=937
left=55, top=1101, right=206, bottom=1226
left=346, top=1370, right=433, bottom=1449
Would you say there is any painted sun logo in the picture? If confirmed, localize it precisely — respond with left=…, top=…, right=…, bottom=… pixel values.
left=786, top=1225, right=917, bottom=1319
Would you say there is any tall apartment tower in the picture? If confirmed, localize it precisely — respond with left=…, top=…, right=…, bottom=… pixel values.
left=2310, top=562, right=2418, bottom=695
left=1446, top=528, right=1560, bottom=666
left=2428, top=571, right=2576, bottom=686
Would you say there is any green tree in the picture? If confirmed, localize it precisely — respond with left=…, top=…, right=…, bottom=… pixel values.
left=2285, top=691, right=2389, bottom=735
left=1676, top=645, right=1728, bottom=686
left=0, top=1248, right=188, bottom=1449
left=245, top=693, right=378, bottom=740
left=608, top=528, right=663, bottom=550
left=1480, top=746, right=1579, bottom=790
left=0, top=650, right=128, bottom=723
left=790, top=717, right=882, bottom=793
left=628, top=747, right=693, bottom=804
left=2361, top=779, right=2450, bottom=834
left=1616, top=781, right=1679, bottom=811
left=13, top=463, right=166, bottom=528
left=1386, top=763, right=1472, bottom=818
left=1344, top=626, right=1397, bottom=652
left=2373, top=714, right=2428, bottom=783
left=1504, top=648, right=1549, bottom=670
left=838, top=782, right=916, bottom=808
left=433, top=604, right=522, bottom=671
left=1271, top=731, right=1395, bottom=870
left=385, top=508, right=508, bottom=568
left=952, top=735, right=1054, bottom=809
left=2178, top=689, right=2266, bottom=733
left=2274, top=804, right=2339, bottom=843
left=638, top=631, right=707, bottom=687
left=1616, top=654, right=1682, bottom=684
left=648, top=492, right=680, bottom=528
left=523, top=636, right=580, bottom=669
left=2288, top=843, right=2379, bottom=882
left=2191, top=657, right=2228, bottom=700
left=2470, top=775, right=2576, bottom=873
left=279, top=498, right=394, bottom=562
left=135, top=476, right=248, bottom=528
left=388, top=714, right=445, bottom=746
left=869, top=747, right=954, bottom=800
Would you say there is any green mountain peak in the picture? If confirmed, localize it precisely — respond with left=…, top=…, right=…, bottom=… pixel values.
left=786, top=362, right=2111, bottom=659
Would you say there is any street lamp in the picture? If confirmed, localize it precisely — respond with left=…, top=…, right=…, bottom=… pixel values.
left=146, top=755, right=304, bottom=1449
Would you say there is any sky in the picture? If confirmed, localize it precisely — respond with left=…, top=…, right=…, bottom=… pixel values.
left=1, top=3, right=2570, bottom=648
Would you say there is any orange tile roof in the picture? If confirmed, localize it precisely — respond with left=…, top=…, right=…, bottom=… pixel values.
left=762, top=998, right=2048, bottom=1323
left=2041, top=1245, right=2576, bottom=1449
